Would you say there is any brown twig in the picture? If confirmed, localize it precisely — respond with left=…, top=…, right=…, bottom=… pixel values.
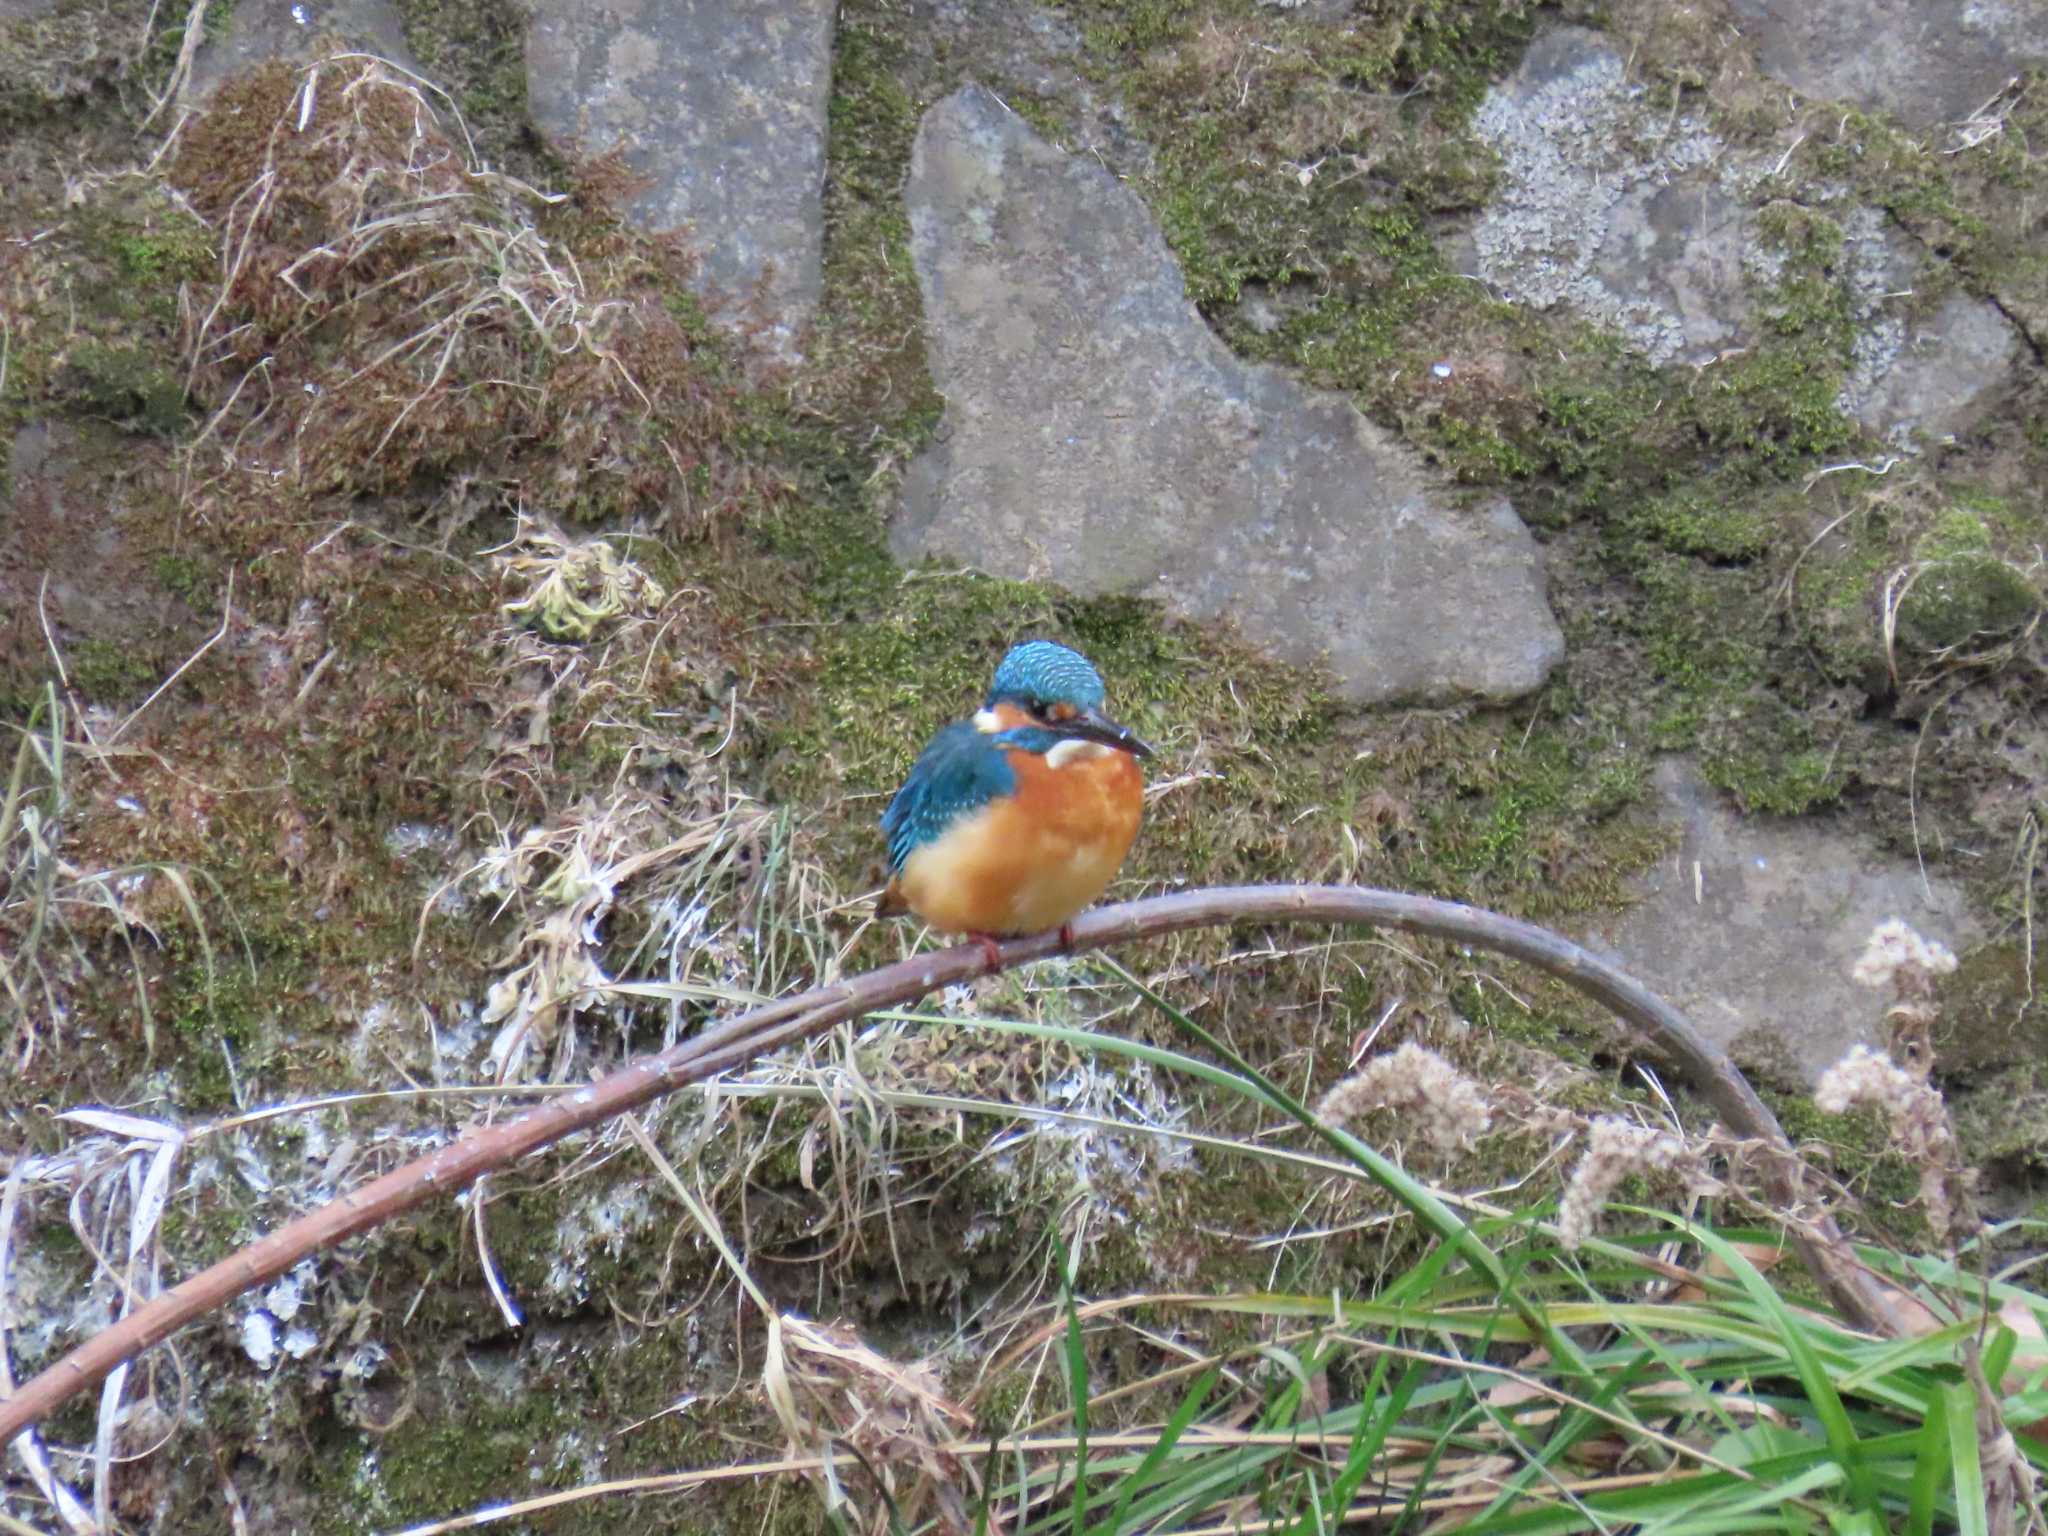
left=0, top=883, right=1901, bottom=1442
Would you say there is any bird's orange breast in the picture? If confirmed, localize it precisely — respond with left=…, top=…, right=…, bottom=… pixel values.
left=891, top=744, right=1144, bottom=937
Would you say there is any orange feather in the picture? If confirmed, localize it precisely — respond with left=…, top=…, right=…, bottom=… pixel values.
left=889, top=743, right=1143, bottom=937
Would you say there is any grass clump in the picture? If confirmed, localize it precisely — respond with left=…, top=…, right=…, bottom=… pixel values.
left=169, top=56, right=758, bottom=530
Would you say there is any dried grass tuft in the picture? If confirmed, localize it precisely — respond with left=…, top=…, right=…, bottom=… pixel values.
left=437, top=788, right=775, bottom=1083
left=170, top=52, right=759, bottom=531
left=492, top=516, right=669, bottom=643
left=764, top=1313, right=977, bottom=1525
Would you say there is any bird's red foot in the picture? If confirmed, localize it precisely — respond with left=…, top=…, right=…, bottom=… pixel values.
left=1057, top=920, right=1078, bottom=953
left=966, top=931, right=1004, bottom=973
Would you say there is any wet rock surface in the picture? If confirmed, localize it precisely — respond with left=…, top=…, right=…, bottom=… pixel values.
left=1585, top=760, right=1980, bottom=1086
left=524, top=0, right=835, bottom=360
left=894, top=86, right=1565, bottom=704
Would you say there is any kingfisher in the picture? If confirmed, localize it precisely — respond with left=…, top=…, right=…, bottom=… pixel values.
left=878, top=641, right=1153, bottom=962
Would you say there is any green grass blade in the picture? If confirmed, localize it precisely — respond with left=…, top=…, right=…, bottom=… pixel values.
left=1054, top=1233, right=1090, bottom=1536
left=1907, top=1382, right=1948, bottom=1536
left=1942, top=1379, right=1987, bottom=1536
left=1981, top=1325, right=2018, bottom=1398
left=1310, top=1358, right=1428, bottom=1532
left=1649, top=1461, right=1841, bottom=1535
left=1681, top=1220, right=1878, bottom=1511
left=1085, top=1370, right=1216, bottom=1536
left=1097, top=956, right=1595, bottom=1386
left=1833, top=1319, right=1978, bottom=1392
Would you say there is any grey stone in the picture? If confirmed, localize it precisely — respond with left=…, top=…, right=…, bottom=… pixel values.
left=525, top=0, right=834, bottom=362
left=910, top=0, right=1147, bottom=177
left=185, top=0, right=419, bottom=102
left=1467, top=28, right=1749, bottom=368
left=1583, top=759, right=1980, bottom=1086
left=1856, top=293, right=2019, bottom=443
left=1832, top=212, right=2020, bottom=441
left=1728, top=0, right=2048, bottom=129
left=1464, top=25, right=2021, bottom=435
left=893, top=86, right=1565, bottom=705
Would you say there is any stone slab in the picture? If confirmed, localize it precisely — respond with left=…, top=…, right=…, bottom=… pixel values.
left=1466, top=27, right=1748, bottom=368
left=1584, top=759, right=1980, bottom=1086
left=1728, top=0, right=2048, bottom=128
left=185, top=0, right=419, bottom=102
left=525, top=0, right=835, bottom=361
left=893, top=85, right=1565, bottom=705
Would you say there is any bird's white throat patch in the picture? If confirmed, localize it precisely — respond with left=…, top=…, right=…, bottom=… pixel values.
left=973, top=708, right=1004, bottom=733
left=1045, top=738, right=1112, bottom=769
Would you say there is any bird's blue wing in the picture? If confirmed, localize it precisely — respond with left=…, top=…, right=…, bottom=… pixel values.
left=881, top=722, right=1017, bottom=874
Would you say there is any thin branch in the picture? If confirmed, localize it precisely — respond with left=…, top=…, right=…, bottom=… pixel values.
left=0, top=884, right=1903, bottom=1444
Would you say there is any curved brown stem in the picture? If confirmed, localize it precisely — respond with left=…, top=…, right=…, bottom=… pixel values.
left=0, top=883, right=1900, bottom=1444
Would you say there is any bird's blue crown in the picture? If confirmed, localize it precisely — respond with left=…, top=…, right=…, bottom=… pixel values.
left=986, top=641, right=1105, bottom=711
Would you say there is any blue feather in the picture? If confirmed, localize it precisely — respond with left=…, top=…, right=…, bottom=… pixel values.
left=987, top=642, right=1105, bottom=711
left=880, top=722, right=1017, bottom=874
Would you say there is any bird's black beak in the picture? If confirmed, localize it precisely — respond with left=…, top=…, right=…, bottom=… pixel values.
left=1066, top=705, right=1154, bottom=760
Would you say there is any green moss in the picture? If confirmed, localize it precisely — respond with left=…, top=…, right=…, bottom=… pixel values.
left=108, top=221, right=212, bottom=289
left=1896, top=554, right=2039, bottom=652
left=159, top=952, right=267, bottom=1108
left=1626, top=482, right=1778, bottom=564
left=1752, top=201, right=1843, bottom=267
left=62, top=340, right=187, bottom=433
left=1935, top=943, right=2048, bottom=1076
left=1058, top=0, right=1523, bottom=312
left=1765, top=1088, right=1929, bottom=1246
left=0, top=0, right=147, bottom=124
left=807, top=2, right=940, bottom=434
left=66, top=634, right=162, bottom=703
left=153, top=552, right=219, bottom=607
left=391, top=0, right=550, bottom=179
left=1951, top=1064, right=2048, bottom=1171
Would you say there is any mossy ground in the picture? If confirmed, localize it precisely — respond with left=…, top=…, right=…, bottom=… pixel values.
left=2, top=0, right=2045, bottom=1527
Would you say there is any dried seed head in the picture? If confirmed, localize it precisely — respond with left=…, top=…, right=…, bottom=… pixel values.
left=1315, top=1042, right=1493, bottom=1157
left=1557, top=1117, right=1709, bottom=1250
left=1851, top=919, right=1957, bottom=993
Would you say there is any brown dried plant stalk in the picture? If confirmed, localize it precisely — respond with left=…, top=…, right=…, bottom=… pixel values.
left=0, top=884, right=1911, bottom=1444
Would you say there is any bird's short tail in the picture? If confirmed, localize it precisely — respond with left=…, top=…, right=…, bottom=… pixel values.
left=874, top=879, right=911, bottom=919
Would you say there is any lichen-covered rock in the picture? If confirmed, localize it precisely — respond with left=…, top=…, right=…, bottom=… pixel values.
left=1465, top=28, right=1749, bottom=368
left=524, top=0, right=835, bottom=361
left=1466, top=26, right=2022, bottom=441
left=893, top=85, right=1564, bottom=705
left=1727, top=0, right=2048, bottom=128
left=1583, top=759, right=1980, bottom=1086
left=1843, top=296, right=2020, bottom=446
left=1833, top=208, right=2020, bottom=443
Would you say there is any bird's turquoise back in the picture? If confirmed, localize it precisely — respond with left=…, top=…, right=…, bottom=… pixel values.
left=881, top=723, right=1013, bottom=874
left=880, top=723, right=1077, bottom=873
